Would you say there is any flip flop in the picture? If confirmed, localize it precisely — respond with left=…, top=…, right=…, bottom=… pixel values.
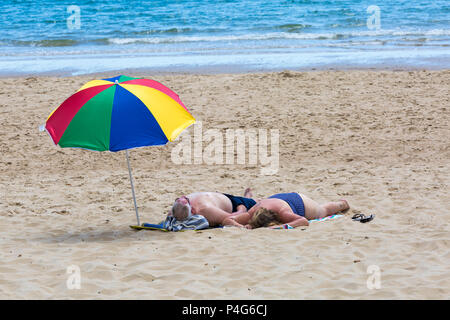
left=352, top=213, right=375, bottom=223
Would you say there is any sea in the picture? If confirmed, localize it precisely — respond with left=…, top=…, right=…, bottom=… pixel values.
left=0, top=0, right=449, bottom=75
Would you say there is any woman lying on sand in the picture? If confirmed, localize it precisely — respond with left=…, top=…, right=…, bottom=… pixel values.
left=223, top=191, right=349, bottom=229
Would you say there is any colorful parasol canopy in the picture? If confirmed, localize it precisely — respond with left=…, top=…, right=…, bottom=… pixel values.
left=42, top=75, right=196, bottom=226
left=43, top=75, right=195, bottom=152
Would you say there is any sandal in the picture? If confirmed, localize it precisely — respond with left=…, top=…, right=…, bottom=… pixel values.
left=352, top=213, right=375, bottom=223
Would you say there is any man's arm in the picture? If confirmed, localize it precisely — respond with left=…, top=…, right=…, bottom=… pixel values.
left=220, top=204, right=259, bottom=228
left=222, top=216, right=246, bottom=228
left=230, top=211, right=252, bottom=225
left=229, top=204, right=248, bottom=216
left=197, top=205, right=234, bottom=227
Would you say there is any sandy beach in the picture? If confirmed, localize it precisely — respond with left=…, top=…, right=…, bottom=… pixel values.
left=0, top=70, right=449, bottom=299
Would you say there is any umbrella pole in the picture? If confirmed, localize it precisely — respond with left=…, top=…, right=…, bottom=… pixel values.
left=125, top=149, right=140, bottom=226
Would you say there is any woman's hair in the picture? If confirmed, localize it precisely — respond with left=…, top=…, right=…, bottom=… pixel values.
left=248, top=207, right=282, bottom=229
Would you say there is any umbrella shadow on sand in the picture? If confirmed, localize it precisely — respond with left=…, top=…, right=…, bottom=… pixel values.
left=32, top=226, right=175, bottom=244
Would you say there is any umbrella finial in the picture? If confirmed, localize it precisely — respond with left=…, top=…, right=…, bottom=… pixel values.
left=115, top=80, right=119, bottom=84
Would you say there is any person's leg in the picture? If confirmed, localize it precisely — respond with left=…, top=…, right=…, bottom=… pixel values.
left=299, top=193, right=349, bottom=220
left=299, top=193, right=324, bottom=220
left=244, top=187, right=253, bottom=198
left=320, top=200, right=349, bottom=217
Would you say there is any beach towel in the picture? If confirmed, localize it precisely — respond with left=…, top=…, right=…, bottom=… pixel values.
left=130, top=214, right=209, bottom=232
left=270, top=214, right=343, bottom=229
left=130, top=214, right=343, bottom=231
left=310, top=214, right=343, bottom=222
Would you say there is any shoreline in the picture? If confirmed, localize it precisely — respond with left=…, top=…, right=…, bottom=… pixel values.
left=1, top=46, right=449, bottom=78
left=1, top=65, right=449, bottom=79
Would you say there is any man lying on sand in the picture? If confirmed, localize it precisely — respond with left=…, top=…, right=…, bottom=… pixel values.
left=222, top=190, right=350, bottom=229
left=170, top=189, right=256, bottom=227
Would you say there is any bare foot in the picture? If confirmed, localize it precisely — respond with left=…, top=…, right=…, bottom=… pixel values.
left=244, top=187, right=253, bottom=198
left=339, top=199, right=350, bottom=213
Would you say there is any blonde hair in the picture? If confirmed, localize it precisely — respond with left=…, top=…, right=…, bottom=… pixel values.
left=248, top=208, right=282, bottom=229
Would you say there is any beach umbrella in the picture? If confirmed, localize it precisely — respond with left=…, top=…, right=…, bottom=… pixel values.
left=40, top=75, right=195, bottom=226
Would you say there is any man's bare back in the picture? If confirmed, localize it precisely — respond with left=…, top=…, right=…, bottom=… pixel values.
left=188, top=192, right=233, bottom=225
left=171, top=191, right=254, bottom=227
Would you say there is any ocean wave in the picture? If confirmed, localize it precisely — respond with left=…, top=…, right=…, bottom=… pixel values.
left=127, top=27, right=195, bottom=35
left=2, top=40, right=449, bottom=58
left=6, top=39, right=110, bottom=47
left=1, top=29, right=449, bottom=48
left=11, top=39, right=81, bottom=47
left=274, top=23, right=313, bottom=32
left=106, top=29, right=450, bottom=44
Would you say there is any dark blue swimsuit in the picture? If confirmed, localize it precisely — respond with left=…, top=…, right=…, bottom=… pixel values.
left=223, top=194, right=257, bottom=212
left=268, top=193, right=305, bottom=217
